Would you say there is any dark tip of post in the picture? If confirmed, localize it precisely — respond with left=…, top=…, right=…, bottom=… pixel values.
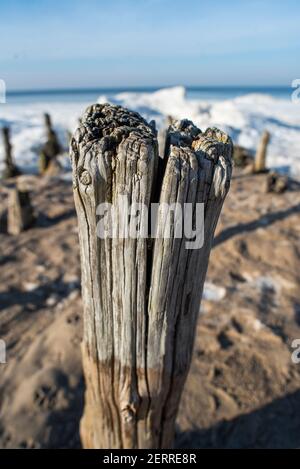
left=44, top=113, right=52, bottom=131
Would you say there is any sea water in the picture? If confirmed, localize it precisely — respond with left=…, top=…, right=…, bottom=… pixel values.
left=0, top=86, right=299, bottom=177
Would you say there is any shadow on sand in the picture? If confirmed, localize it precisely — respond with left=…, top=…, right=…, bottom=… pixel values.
left=176, top=389, right=300, bottom=449
left=214, top=203, right=300, bottom=248
left=47, top=386, right=300, bottom=448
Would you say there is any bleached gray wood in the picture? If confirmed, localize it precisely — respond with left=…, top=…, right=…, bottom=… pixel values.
left=71, top=104, right=232, bottom=449
left=147, top=123, right=232, bottom=447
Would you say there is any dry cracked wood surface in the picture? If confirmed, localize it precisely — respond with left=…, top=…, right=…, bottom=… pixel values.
left=70, top=103, right=232, bottom=448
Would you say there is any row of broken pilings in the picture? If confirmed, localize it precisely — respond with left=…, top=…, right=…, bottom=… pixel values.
left=233, top=130, right=288, bottom=193
left=0, top=113, right=64, bottom=235
left=1, top=112, right=63, bottom=181
left=0, top=114, right=290, bottom=239
left=0, top=110, right=289, bottom=201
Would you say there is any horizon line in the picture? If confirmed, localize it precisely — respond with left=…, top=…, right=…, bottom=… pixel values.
left=7, top=84, right=291, bottom=95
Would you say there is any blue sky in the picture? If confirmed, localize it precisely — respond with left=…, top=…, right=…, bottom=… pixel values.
left=0, top=0, right=299, bottom=90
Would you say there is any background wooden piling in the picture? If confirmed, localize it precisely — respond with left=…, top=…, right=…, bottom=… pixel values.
left=71, top=104, right=232, bottom=449
left=1, top=127, right=20, bottom=179
left=253, top=130, right=270, bottom=173
left=39, top=113, right=61, bottom=174
left=7, top=187, right=35, bottom=235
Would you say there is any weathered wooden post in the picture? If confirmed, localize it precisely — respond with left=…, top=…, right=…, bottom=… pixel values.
left=253, top=130, right=270, bottom=173
left=1, top=127, right=20, bottom=179
left=39, top=113, right=61, bottom=174
left=71, top=104, right=232, bottom=449
left=7, top=187, right=35, bottom=235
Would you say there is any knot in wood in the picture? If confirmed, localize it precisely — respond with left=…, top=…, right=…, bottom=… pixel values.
left=121, top=406, right=135, bottom=423
left=79, top=168, right=92, bottom=185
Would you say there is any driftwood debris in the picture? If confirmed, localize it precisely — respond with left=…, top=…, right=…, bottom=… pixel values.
left=71, top=104, right=232, bottom=449
left=7, top=187, right=35, bottom=235
left=1, top=127, right=20, bottom=179
left=39, top=113, right=62, bottom=175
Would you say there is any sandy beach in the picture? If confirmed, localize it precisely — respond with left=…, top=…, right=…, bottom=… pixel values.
left=1, top=0, right=300, bottom=458
left=1, top=166, right=300, bottom=448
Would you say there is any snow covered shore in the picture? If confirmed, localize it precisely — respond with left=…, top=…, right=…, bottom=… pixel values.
left=1, top=86, right=299, bottom=177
